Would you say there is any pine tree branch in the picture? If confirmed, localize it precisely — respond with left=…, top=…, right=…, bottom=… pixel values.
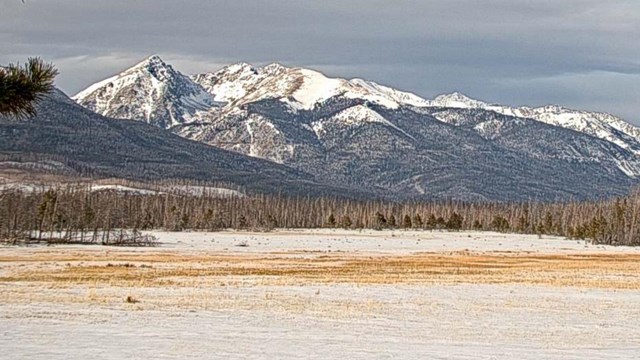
left=0, top=57, right=58, bottom=119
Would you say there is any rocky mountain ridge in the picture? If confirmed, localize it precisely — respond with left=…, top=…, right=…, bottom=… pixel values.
left=70, top=56, right=640, bottom=201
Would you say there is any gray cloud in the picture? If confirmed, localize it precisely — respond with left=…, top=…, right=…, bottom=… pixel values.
left=1, top=0, right=638, bottom=122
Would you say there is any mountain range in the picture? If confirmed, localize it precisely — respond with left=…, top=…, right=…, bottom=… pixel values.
left=8, top=55, right=640, bottom=201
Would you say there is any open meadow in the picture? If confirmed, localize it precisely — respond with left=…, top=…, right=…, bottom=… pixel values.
left=2, top=229, right=640, bottom=359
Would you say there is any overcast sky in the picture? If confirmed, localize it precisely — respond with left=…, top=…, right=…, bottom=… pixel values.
left=2, top=0, right=639, bottom=122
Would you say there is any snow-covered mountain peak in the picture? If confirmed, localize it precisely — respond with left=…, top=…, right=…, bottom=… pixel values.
left=73, top=55, right=215, bottom=128
left=429, top=92, right=490, bottom=109
left=203, top=62, right=288, bottom=80
left=280, top=68, right=348, bottom=109
left=219, top=62, right=257, bottom=76
left=261, top=63, right=289, bottom=75
left=136, top=55, right=184, bottom=84
left=74, top=55, right=178, bottom=101
left=192, top=64, right=431, bottom=110
left=536, top=104, right=572, bottom=114
left=192, top=62, right=266, bottom=104
left=134, top=54, right=166, bottom=68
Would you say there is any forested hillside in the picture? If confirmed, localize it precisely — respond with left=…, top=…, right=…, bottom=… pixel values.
left=0, top=89, right=362, bottom=198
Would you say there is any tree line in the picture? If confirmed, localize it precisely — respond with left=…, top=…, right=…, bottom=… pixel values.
left=1, top=186, right=640, bottom=246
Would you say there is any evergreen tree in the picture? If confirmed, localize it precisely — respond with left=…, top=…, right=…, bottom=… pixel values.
left=237, top=215, right=248, bottom=229
left=543, top=212, right=554, bottom=234
left=516, top=215, right=530, bottom=233
left=388, top=214, right=397, bottom=228
left=203, top=209, right=214, bottom=228
left=326, top=213, right=336, bottom=228
left=412, top=214, right=423, bottom=228
left=614, top=199, right=627, bottom=229
left=426, top=214, right=437, bottom=229
left=266, top=214, right=278, bottom=229
left=0, top=58, right=58, bottom=118
left=403, top=214, right=412, bottom=229
left=491, top=215, right=510, bottom=232
left=587, top=215, right=610, bottom=244
left=446, top=212, right=463, bottom=230
left=180, top=212, right=190, bottom=230
left=375, top=212, right=387, bottom=229
left=4, top=186, right=640, bottom=246
left=341, top=215, right=352, bottom=229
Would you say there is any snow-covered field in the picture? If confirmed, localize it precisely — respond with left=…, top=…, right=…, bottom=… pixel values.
left=0, top=181, right=243, bottom=197
left=2, top=230, right=640, bottom=359
left=147, top=228, right=640, bottom=253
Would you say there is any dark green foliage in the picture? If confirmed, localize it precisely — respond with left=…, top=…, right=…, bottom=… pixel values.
left=426, top=214, right=437, bottom=229
left=446, top=212, right=463, bottom=230
left=237, top=215, right=248, bottom=229
left=403, top=214, right=412, bottom=229
left=586, top=215, right=610, bottom=244
left=326, top=213, right=336, bottom=227
left=516, top=215, right=530, bottom=233
left=388, top=214, right=397, bottom=228
left=341, top=215, right=352, bottom=229
left=0, top=58, right=58, bottom=119
left=472, top=220, right=483, bottom=230
left=412, top=214, right=423, bottom=228
left=375, top=212, right=387, bottom=229
left=265, top=214, right=278, bottom=229
left=543, top=212, right=554, bottom=234
left=491, top=215, right=510, bottom=232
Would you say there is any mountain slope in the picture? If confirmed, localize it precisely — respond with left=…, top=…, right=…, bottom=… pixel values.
left=1, top=89, right=364, bottom=198
left=191, top=62, right=431, bottom=111
left=427, top=92, right=640, bottom=156
left=176, top=97, right=637, bottom=201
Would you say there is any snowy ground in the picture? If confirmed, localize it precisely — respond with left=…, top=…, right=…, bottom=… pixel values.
left=0, top=179, right=243, bottom=197
left=1, top=230, right=640, bottom=359
left=146, top=228, right=640, bottom=254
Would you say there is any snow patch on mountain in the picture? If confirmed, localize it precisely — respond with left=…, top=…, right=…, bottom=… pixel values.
left=288, top=69, right=345, bottom=110
left=331, top=105, right=417, bottom=141
left=426, top=92, right=489, bottom=109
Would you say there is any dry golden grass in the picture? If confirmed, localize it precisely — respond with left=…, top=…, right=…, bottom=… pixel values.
left=2, top=250, right=640, bottom=290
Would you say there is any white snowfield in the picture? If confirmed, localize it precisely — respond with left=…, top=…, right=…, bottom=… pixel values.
left=2, top=230, right=640, bottom=360
left=147, top=228, right=640, bottom=254
left=0, top=181, right=243, bottom=197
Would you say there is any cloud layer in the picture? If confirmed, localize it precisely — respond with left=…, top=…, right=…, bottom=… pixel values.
left=2, top=0, right=639, bottom=122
